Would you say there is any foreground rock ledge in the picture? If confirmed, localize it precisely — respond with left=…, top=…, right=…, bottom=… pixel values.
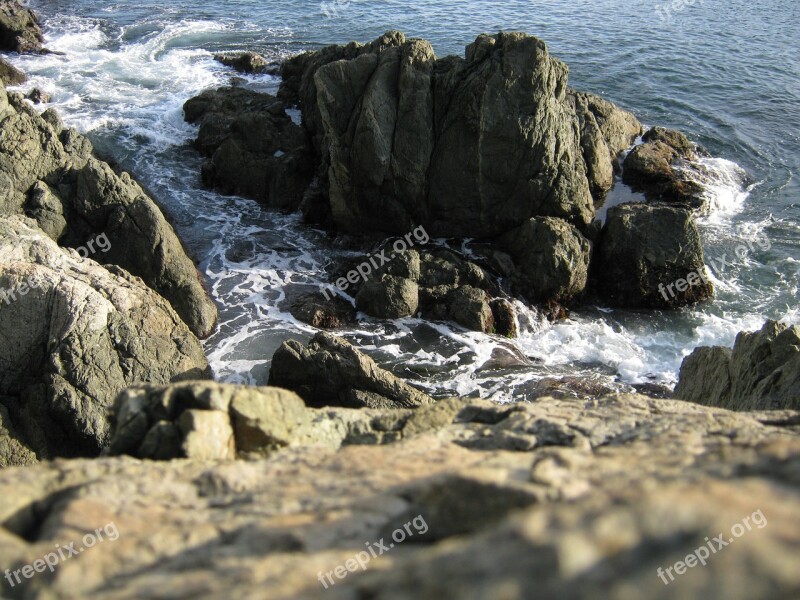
left=1, top=386, right=798, bottom=599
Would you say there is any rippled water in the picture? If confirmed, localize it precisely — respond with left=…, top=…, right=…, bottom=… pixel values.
left=8, top=0, right=799, bottom=401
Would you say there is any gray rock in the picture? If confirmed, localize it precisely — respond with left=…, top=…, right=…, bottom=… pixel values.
left=0, top=401, right=36, bottom=467
left=0, top=0, right=43, bottom=53
left=447, top=285, right=494, bottom=333
left=0, top=216, right=210, bottom=460
left=355, top=275, right=419, bottom=319
left=501, top=216, right=591, bottom=304
left=0, top=82, right=218, bottom=338
left=269, top=332, right=434, bottom=409
left=596, top=203, right=713, bottom=308
left=676, top=320, right=800, bottom=410
left=288, top=291, right=356, bottom=329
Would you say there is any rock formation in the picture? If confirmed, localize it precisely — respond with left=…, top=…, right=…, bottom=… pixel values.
left=0, top=82, right=218, bottom=338
left=675, top=320, right=800, bottom=410
left=269, top=332, right=434, bottom=409
left=0, top=0, right=43, bottom=53
left=0, top=216, right=210, bottom=461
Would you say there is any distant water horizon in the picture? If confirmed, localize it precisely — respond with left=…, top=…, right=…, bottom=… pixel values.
left=9, top=0, right=799, bottom=401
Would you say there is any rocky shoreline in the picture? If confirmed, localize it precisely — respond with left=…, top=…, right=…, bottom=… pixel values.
left=0, top=2, right=798, bottom=598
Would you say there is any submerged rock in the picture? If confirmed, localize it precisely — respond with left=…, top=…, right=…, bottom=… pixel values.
left=0, top=216, right=209, bottom=462
left=675, top=320, right=800, bottom=410
left=269, top=332, right=434, bottom=409
left=0, top=83, right=218, bottom=338
left=214, top=51, right=270, bottom=74
left=595, top=203, right=713, bottom=308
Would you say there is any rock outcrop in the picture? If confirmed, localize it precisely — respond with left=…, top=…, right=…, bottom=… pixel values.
left=0, top=55, right=24, bottom=85
left=0, top=216, right=210, bottom=462
left=0, top=0, right=43, bottom=53
left=675, top=320, right=800, bottom=410
left=0, top=82, right=218, bottom=338
left=183, top=86, right=313, bottom=210
left=269, top=332, right=434, bottom=409
left=623, top=126, right=708, bottom=209
left=214, top=52, right=271, bottom=74
left=595, top=203, right=714, bottom=308
left=0, top=387, right=797, bottom=599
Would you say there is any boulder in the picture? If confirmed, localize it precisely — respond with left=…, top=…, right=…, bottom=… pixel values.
left=183, top=86, right=313, bottom=209
left=447, top=286, right=494, bottom=333
left=214, top=52, right=269, bottom=74
left=178, top=410, right=236, bottom=460
left=0, top=216, right=210, bottom=460
left=269, top=332, right=434, bottom=409
left=623, top=126, right=706, bottom=208
left=501, top=216, right=591, bottom=304
left=0, top=0, right=43, bottom=53
left=25, top=87, right=49, bottom=104
left=595, top=203, right=713, bottom=308
left=0, top=82, right=218, bottom=337
left=288, top=292, right=356, bottom=329
left=355, top=275, right=419, bottom=319
left=0, top=55, right=24, bottom=85
left=675, top=320, right=800, bottom=410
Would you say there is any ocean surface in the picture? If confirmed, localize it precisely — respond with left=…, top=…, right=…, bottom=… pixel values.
left=9, top=0, right=799, bottom=401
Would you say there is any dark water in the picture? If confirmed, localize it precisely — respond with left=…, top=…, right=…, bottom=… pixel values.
left=8, top=0, right=799, bottom=400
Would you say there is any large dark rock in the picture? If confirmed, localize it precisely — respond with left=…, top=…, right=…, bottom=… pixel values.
left=0, top=216, right=210, bottom=462
left=0, top=0, right=43, bottom=53
left=501, top=216, right=591, bottom=304
left=595, top=203, right=713, bottom=308
left=269, top=332, right=434, bottom=409
left=675, top=320, right=800, bottom=410
left=0, top=83, right=218, bottom=338
left=183, top=86, right=313, bottom=209
left=214, top=52, right=269, bottom=74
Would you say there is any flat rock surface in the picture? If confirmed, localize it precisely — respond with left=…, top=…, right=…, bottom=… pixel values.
left=0, top=392, right=798, bottom=599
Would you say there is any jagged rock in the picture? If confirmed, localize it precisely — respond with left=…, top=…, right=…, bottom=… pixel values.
left=0, top=0, right=43, bottom=53
left=0, top=82, right=217, bottom=337
left=501, top=216, right=591, bottom=304
left=214, top=52, right=269, bottom=74
left=676, top=320, right=800, bottom=410
left=269, top=332, right=434, bottom=409
left=0, top=391, right=797, bottom=598
left=595, top=203, right=713, bottom=308
left=24, top=86, right=49, bottom=103
left=0, top=216, right=210, bottom=460
left=623, top=126, right=706, bottom=208
left=183, top=86, right=313, bottom=209
left=0, top=55, right=24, bottom=85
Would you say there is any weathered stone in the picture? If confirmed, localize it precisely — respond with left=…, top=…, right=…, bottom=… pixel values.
left=0, top=55, right=24, bottom=85
left=596, top=203, right=713, bottom=308
left=178, top=410, right=235, bottom=460
left=269, top=332, right=433, bottom=409
left=447, top=285, right=494, bottom=333
left=288, top=291, right=356, bottom=329
left=0, top=402, right=36, bottom=467
left=229, top=388, right=309, bottom=457
left=676, top=320, right=800, bottom=410
left=0, top=217, right=209, bottom=460
left=214, top=52, right=269, bottom=74
left=355, top=275, right=419, bottom=319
